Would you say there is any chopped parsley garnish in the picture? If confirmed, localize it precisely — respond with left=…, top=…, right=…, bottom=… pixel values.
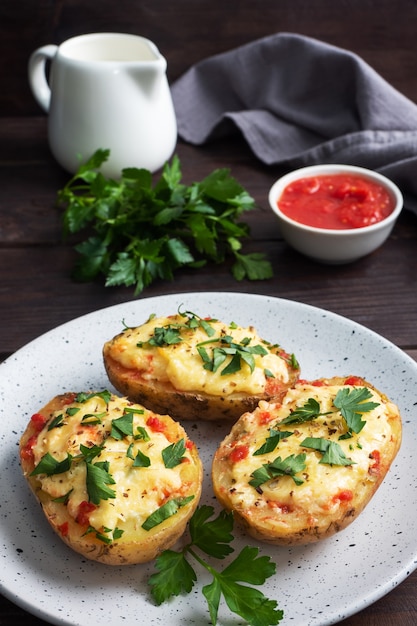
left=81, top=412, right=106, bottom=425
left=142, top=495, right=195, bottom=531
left=126, top=443, right=151, bottom=467
left=301, top=437, right=356, bottom=466
left=253, top=429, right=293, bottom=456
left=85, top=460, right=116, bottom=504
left=52, top=489, right=73, bottom=504
left=66, top=407, right=80, bottom=416
left=147, top=325, right=183, bottom=347
left=132, top=449, right=151, bottom=467
left=334, top=387, right=380, bottom=434
left=75, top=390, right=112, bottom=405
left=162, top=439, right=187, bottom=468
left=111, top=412, right=134, bottom=439
left=137, top=309, right=217, bottom=348
left=84, top=525, right=124, bottom=544
left=280, top=397, right=331, bottom=425
left=77, top=443, right=103, bottom=462
left=134, top=426, right=150, bottom=441
left=289, top=353, right=299, bottom=369
left=279, top=387, right=379, bottom=434
left=47, top=413, right=65, bottom=430
left=249, top=453, right=306, bottom=489
left=198, top=335, right=268, bottom=376
left=30, top=452, right=72, bottom=476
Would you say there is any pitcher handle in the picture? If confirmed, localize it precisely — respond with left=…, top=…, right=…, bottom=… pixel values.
left=28, top=45, right=58, bottom=112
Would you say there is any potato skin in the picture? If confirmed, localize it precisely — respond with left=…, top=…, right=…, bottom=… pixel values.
left=19, top=392, right=203, bottom=565
left=103, top=317, right=300, bottom=422
left=212, top=376, right=402, bottom=545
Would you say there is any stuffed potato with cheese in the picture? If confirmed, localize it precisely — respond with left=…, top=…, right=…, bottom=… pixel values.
left=19, top=391, right=202, bottom=565
left=212, top=376, right=402, bottom=545
left=103, top=311, right=300, bottom=422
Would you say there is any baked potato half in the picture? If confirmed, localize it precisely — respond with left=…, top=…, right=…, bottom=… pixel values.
left=212, top=376, right=402, bottom=545
left=103, top=311, right=300, bottom=421
left=19, top=391, right=203, bottom=565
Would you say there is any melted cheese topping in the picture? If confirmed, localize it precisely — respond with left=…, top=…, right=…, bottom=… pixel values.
left=31, top=394, right=198, bottom=536
left=107, top=314, right=292, bottom=396
left=218, top=382, right=398, bottom=528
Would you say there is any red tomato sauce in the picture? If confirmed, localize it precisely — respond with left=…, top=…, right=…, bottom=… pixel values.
left=278, top=174, right=395, bottom=230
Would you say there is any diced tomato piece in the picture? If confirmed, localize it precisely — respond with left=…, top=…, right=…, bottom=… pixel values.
left=146, top=415, right=166, bottom=432
left=369, top=450, right=381, bottom=476
left=75, top=501, right=97, bottom=526
left=332, top=489, right=354, bottom=503
left=30, top=412, right=47, bottom=432
left=57, top=521, right=69, bottom=537
left=258, top=410, right=274, bottom=425
left=20, top=434, right=38, bottom=462
left=265, top=377, right=284, bottom=395
left=267, top=501, right=293, bottom=513
left=229, top=444, right=249, bottom=463
left=344, top=376, right=365, bottom=386
left=332, top=184, right=368, bottom=202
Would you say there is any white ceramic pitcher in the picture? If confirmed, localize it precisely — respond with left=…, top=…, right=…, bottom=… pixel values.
left=28, top=32, right=177, bottom=177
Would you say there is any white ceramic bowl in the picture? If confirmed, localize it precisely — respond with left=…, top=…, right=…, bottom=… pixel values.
left=268, top=164, right=403, bottom=263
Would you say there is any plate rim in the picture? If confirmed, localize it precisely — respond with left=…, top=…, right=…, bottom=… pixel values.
left=1, top=290, right=417, bottom=626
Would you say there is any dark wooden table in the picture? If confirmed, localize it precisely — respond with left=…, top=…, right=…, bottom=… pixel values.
left=1, top=116, right=417, bottom=626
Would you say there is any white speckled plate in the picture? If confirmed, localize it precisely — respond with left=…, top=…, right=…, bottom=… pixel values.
left=1, top=292, right=417, bottom=626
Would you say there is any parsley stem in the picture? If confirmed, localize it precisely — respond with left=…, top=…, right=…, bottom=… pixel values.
left=186, top=545, right=217, bottom=576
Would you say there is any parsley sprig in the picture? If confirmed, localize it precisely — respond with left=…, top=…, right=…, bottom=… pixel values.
left=57, top=150, right=273, bottom=294
left=149, top=505, right=283, bottom=626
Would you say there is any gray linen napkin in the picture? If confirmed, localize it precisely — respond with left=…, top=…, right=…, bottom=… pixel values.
left=171, top=33, right=417, bottom=213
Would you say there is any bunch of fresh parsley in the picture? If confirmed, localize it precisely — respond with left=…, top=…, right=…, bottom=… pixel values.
left=148, top=504, right=284, bottom=626
left=57, top=149, right=273, bottom=294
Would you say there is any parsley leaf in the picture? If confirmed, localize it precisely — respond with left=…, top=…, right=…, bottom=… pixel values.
left=148, top=505, right=283, bottom=625
left=162, top=438, right=187, bottom=468
left=78, top=443, right=103, bottom=463
left=149, top=549, right=197, bottom=605
left=280, top=398, right=331, bottom=425
left=31, top=452, right=72, bottom=476
left=333, top=387, right=380, bottom=434
left=302, top=437, right=356, bottom=466
left=249, top=453, right=306, bottom=489
left=189, top=505, right=234, bottom=559
left=203, top=546, right=281, bottom=626
left=142, top=496, right=194, bottom=531
left=198, top=335, right=268, bottom=376
left=85, top=460, right=116, bottom=504
left=110, top=413, right=134, bottom=439
left=253, top=429, right=294, bottom=456
left=132, top=449, right=151, bottom=467
left=147, top=325, right=183, bottom=346
left=58, top=151, right=272, bottom=294
left=47, top=413, right=65, bottom=430
left=75, top=390, right=112, bottom=405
